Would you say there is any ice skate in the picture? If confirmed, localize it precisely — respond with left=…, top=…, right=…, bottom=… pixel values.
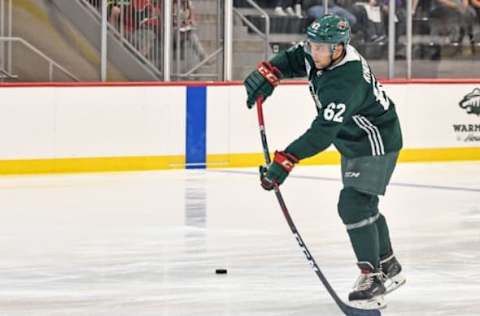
left=348, top=262, right=387, bottom=310
left=381, top=253, right=406, bottom=294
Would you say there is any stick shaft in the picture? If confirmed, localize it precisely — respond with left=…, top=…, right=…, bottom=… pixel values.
left=255, top=97, right=380, bottom=316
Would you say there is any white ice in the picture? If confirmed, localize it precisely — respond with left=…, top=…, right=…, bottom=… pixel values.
left=1, top=162, right=479, bottom=316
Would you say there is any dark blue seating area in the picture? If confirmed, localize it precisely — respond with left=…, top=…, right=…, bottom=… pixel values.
left=244, top=14, right=431, bottom=37
left=234, top=0, right=276, bottom=8
left=245, top=15, right=309, bottom=34
left=235, top=2, right=479, bottom=60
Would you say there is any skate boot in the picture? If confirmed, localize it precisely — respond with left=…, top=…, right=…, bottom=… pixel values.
left=380, top=253, right=406, bottom=294
left=348, top=262, right=387, bottom=309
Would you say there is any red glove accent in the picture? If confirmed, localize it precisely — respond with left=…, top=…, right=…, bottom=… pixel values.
left=273, top=151, right=299, bottom=172
left=257, top=62, right=281, bottom=87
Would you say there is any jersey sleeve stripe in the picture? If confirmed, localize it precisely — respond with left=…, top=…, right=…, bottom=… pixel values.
left=352, top=115, right=379, bottom=156
left=356, top=115, right=385, bottom=155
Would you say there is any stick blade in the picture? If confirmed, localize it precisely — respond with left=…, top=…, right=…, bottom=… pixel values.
left=341, top=304, right=382, bottom=316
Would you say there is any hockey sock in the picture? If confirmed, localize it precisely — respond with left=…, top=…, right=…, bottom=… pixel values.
left=338, top=187, right=381, bottom=268
left=376, top=213, right=393, bottom=258
left=347, top=223, right=380, bottom=268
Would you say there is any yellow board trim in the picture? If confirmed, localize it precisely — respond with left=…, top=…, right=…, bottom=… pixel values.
left=0, top=155, right=185, bottom=175
left=398, top=147, right=480, bottom=162
left=206, top=151, right=341, bottom=168
left=207, top=147, right=480, bottom=168
left=0, top=147, right=479, bottom=175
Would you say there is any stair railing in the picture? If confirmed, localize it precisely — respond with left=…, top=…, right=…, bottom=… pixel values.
left=233, top=0, right=270, bottom=60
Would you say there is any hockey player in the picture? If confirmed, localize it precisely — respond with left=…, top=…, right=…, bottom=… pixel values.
left=243, top=14, right=406, bottom=309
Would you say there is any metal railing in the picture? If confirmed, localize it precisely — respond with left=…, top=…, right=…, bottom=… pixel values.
left=0, top=68, right=17, bottom=79
left=0, top=0, right=13, bottom=75
left=233, top=0, right=270, bottom=60
left=79, top=0, right=163, bottom=78
left=0, top=37, right=79, bottom=82
left=170, top=0, right=223, bottom=80
left=81, top=0, right=223, bottom=81
left=175, top=47, right=223, bottom=78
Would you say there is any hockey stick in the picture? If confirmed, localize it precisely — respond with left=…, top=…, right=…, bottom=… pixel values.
left=255, top=96, right=381, bottom=316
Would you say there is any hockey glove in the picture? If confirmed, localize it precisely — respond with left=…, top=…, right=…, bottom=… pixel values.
left=244, top=61, right=282, bottom=109
left=259, top=151, right=299, bottom=191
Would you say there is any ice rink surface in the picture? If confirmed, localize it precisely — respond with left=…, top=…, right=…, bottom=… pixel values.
left=1, top=162, right=479, bottom=316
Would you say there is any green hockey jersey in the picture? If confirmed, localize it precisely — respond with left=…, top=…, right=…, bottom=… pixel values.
left=269, top=43, right=403, bottom=159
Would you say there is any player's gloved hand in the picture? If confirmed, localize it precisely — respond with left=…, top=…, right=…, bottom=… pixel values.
left=259, top=151, right=299, bottom=191
left=244, top=61, right=282, bottom=109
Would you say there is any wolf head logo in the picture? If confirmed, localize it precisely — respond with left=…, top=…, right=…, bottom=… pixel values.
left=459, top=88, right=480, bottom=116
left=337, top=21, right=348, bottom=30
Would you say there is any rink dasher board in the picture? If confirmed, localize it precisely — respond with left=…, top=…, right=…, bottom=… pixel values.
left=0, top=81, right=479, bottom=174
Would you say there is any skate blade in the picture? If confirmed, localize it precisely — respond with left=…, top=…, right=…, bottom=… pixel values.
left=349, top=295, right=387, bottom=310
left=385, top=273, right=406, bottom=294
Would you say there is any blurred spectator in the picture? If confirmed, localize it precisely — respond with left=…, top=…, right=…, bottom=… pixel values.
left=303, top=0, right=358, bottom=27
left=87, top=0, right=101, bottom=10
left=352, top=0, right=387, bottom=43
left=470, top=0, right=480, bottom=24
left=108, top=0, right=124, bottom=30
left=92, top=0, right=210, bottom=67
left=173, top=0, right=208, bottom=63
left=274, top=0, right=303, bottom=17
left=412, top=0, right=421, bottom=15
left=381, top=0, right=407, bottom=45
left=127, top=0, right=160, bottom=57
left=89, top=0, right=159, bottom=57
left=430, top=0, right=477, bottom=44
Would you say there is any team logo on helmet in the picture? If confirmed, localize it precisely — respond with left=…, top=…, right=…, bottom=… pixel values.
left=337, top=21, right=348, bottom=30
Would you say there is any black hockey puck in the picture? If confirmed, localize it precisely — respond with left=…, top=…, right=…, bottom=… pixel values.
left=215, top=268, right=227, bottom=274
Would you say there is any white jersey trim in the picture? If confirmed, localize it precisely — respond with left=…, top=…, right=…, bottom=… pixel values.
left=327, top=45, right=361, bottom=70
left=352, top=115, right=385, bottom=156
left=359, top=115, right=385, bottom=155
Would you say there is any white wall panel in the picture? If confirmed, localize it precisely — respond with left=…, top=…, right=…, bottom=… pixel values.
left=386, top=84, right=480, bottom=148
left=0, top=88, right=56, bottom=159
left=208, top=85, right=328, bottom=155
left=258, top=85, right=321, bottom=152
left=206, top=86, right=231, bottom=155
left=0, top=86, right=186, bottom=159
left=143, top=86, right=185, bottom=156
left=54, top=87, right=148, bottom=157
left=0, top=83, right=478, bottom=161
